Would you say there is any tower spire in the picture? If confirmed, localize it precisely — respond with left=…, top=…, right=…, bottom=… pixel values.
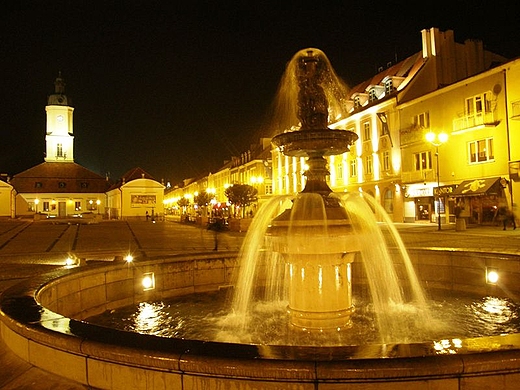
left=54, top=71, right=66, bottom=94
left=48, top=71, right=69, bottom=106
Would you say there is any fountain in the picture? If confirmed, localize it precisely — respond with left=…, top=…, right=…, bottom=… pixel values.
left=229, top=48, right=430, bottom=340
left=1, top=49, right=520, bottom=389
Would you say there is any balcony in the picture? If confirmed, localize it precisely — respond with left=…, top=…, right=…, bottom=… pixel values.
left=453, top=111, right=496, bottom=133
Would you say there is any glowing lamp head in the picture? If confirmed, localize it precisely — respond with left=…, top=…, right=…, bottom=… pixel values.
left=438, top=132, right=448, bottom=143
left=426, top=131, right=448, bottom=145
left=124, top=254, right=133, bottom=263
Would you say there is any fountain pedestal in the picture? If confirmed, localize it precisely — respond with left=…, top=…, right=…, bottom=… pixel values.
left=286, top=252, right=355, bottom=329
left=267, top=209, right=360, bottom=330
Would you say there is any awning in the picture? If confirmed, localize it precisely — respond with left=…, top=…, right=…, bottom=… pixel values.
left=451, top=177, right=503, bottom=197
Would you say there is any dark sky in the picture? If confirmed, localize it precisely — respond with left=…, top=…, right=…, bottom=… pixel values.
left=2, top=1, right=519, bottom=184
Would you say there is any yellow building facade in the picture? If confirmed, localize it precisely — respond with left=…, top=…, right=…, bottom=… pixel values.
left=162, top=28, right=520, bottom=228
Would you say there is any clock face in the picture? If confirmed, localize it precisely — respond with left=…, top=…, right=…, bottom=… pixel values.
left=57, top=115, right=64, bottom=122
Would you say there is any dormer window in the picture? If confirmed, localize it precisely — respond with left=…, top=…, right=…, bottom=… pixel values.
left=384, top=79, right=394, bottom=94
left=369, top=88, right=377, bottom=102
left=366, top=86, right=385, bottom=102
left=382, top=76, right=405, bottom=94
left=352, top=93, right=369, bottom=109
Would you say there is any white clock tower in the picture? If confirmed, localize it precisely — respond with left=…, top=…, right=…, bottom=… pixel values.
left=45, top=73, right=74, bottom=162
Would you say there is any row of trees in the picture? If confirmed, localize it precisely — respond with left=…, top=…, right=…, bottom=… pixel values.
left=178, top=184, right=258, bottom=218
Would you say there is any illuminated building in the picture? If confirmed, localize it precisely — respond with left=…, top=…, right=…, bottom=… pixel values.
left=106, top=167, right=165, bottom=220
left=272, top=28, right=514, bottom=224
left=8, top=74, right=110, bottom=220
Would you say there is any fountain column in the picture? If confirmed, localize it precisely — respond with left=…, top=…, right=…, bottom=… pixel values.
left=268, top=49, right=359, bottom=329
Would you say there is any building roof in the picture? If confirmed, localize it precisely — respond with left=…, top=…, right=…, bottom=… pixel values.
left=107, top=167, right=160, bottom=191
left=348, top=52, right=423, bottom=97
left=10, top=162, right=110, bottom=194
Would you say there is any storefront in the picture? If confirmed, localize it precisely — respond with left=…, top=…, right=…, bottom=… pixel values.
left=403, top=184, right=434, bottom=223
left=450, top=177, right=508, bottom=225
left=403, top=183, right=455, bottom=224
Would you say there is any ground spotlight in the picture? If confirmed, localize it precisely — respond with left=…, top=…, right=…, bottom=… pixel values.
left=486, top=267, right=499, bottom=284
left=142, top=272, right=155, bottom=291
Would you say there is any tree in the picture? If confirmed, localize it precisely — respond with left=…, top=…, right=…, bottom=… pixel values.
left=177, top=197, right=190, bottom=212
left=224, top=184, right=258, bottom=218
left=194, top=191, right=212, bottom=208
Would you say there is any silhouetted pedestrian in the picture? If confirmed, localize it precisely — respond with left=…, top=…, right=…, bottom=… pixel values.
left=498, top=207, right=516, bottom=230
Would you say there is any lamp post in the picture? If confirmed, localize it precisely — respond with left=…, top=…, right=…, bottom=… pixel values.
left=425, top=131, right=448, bottom=230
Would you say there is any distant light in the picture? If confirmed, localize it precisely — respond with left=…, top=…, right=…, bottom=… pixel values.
left=65, top=256, right=79, bottom=268
left=124, top=254, right=133, bottom=263
left=142, top=272, right=155, bottom=290
left=486, top=268, right=499, bottom=284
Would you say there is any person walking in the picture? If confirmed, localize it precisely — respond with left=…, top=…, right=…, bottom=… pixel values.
left=498, top=207, right=517, bottom=230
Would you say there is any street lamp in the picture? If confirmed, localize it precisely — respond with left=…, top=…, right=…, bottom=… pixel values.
left=426, top=131, right=448, bottom=230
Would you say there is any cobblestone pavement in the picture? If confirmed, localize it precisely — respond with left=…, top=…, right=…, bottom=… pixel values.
left=0, top=218, right=519, bottom=389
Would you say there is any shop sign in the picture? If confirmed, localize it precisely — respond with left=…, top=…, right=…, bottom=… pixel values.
left=434, top=185, right=457, bottom=196
left=406, top=186, right=433, bottom=198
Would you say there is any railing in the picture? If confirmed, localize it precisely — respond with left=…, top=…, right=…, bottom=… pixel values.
left=453, top=111, right=495, bottom=132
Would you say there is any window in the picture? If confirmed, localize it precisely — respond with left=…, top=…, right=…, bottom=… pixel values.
left=354, top=96, right=361, bottom=108
left=365, top=155, right=373, bottom=175
left=363, top=121, right=371, bottom=141
left=469, top=138, right=494, bottom=163
left=337, top=163, right=343, bottom=180
left=384, top=79, right=394, bottom=94
left=350, top=159, right=357, bottom=177
left=413, top=112, right=430, bottom=129
left=43, top=201, right=49, bottom=212
left=58, top=182, right=66, bottom=188
left=383, top=189, right=394, bottom=213
left=466, top=93, right=491, bottom=115
left=414, top=151, right=432, bottom=171
left=34, top=182, right=42, bottom=188
left=265, top=185, right=273, bottom=195
left=57, top=143, right=63, bottom=157
left=369, top=88, right=377, bottom=102
left=382, top=151, right=390, bottom=171
left=80, top=182, right=89, bottom=188
left=75, top=201, right=81, bottom=211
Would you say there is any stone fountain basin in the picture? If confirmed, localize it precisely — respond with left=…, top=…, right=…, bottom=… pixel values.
left=1, top=249, right=520, bottom=390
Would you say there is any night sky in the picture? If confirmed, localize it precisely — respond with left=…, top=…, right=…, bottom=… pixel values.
left=2, top=1, right=519, bottom=185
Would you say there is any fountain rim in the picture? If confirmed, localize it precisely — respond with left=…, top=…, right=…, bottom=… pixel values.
left=1, top=248, right=520, bottom=362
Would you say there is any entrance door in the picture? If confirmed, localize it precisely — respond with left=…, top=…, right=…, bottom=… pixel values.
left=417, top=204, right=430, bottom=221
left=416, top=197, right=432, bottom=222
left=58, top=202, right=66, bottom=218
